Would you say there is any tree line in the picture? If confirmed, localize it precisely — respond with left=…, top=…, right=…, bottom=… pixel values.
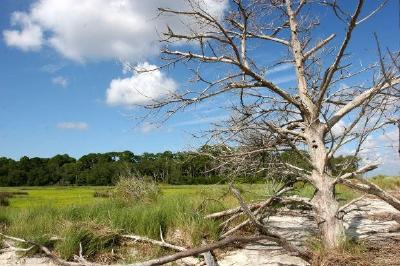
left=0, top=147, right=357, bottom=186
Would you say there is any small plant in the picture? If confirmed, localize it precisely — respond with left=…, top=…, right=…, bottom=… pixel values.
left=114, top=175, right=161, bottom=203
left=0, top=213, right=9, bottom=230
left=0, top=193, right=10, bottom=207
left=93, top=190, right=112, bottom=198
left=0, top=197, right=10, bottom=207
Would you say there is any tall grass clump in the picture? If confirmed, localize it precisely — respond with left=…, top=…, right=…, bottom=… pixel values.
left=56, top=222, right=119, bottom=260
left=0, top=212, right=9, bottom=230
left=0, top=192, right=12, bottom=207
left=114, top=175, right=161, bottom=203
left=3, top=206, right=60, bottom=244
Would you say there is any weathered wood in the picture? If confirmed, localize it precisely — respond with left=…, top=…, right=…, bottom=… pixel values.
left=129, top=235, right=274, bottom=266
left=121, top=234, right=186, bottom=252
left=205, top=201, right=264, bottom=219
left=339, top=178, right=400, bottom=212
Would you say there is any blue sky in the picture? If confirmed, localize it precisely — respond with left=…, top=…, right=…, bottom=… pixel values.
left=0, top=0, right=399, bottom=175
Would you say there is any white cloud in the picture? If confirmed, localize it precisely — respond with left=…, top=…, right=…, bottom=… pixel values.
left=3, top=0, right=228, bottom=62
left=41, top=63, right=65, bottom=73
left=137, top=122, right=159, bottom=133
left=359, top=129, right=399, bottom=175
left=271, top=75, right=296, bottom=85
left=3, top=12, right=43, bottom=51
left=267, top=64, right=293, bottom=75
left=57, top=122, right=88, bottom=130
left=106, top=62, right=177, bottom=107
left=331, top=120, right=347, bottom=137
left=52, top=76, right=68, bottom=88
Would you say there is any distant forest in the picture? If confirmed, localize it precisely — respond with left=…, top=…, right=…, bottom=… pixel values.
left=0, top=147, right=357, bottom=186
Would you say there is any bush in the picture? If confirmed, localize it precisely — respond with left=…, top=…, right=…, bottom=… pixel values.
left=114, top=175, right=161, bottom=203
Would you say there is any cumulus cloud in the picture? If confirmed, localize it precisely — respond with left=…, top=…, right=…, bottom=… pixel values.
left=3, top=12, right=43, bottom=51
left=3, top=0, right=228, bottom=62
left=57, top=122, right=88, bottom=130
left=52, top=76, right=68, bottom=88
left=106, top=62, right=177, bottom=107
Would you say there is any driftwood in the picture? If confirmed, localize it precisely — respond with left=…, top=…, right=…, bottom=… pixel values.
left=205, top=200, right=265, bottom=219
left=122, top=234, right=218, bottom=266
left=218, top=186, right=300, bottom=238
left=339, top=178, right=400, bottom=212
left=129, top=235, right=276, bottom=266
left=121, top=234, right=186, bottom=252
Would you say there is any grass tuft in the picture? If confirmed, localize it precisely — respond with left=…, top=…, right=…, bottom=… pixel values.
left=56, top=222, right=120, bottom=260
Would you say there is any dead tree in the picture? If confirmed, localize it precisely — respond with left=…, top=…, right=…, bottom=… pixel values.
left=130, top=0, right=400, bottom=253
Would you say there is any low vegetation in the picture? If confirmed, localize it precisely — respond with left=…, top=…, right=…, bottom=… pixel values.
left=0, top=184, right=251, bottom=261
left=114, top=175, right=161, bottom=203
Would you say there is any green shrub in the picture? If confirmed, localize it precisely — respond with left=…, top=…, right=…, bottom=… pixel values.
left=114, top=175, right=161, bottom=203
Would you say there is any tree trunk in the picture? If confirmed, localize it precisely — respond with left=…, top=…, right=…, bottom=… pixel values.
left=312, top=174, right=345, bottom=248
left=307, top=124, right=345, bottom=248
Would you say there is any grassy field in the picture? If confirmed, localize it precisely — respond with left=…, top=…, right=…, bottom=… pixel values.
left=0, top=177, right=398, bottom=263
left=0, top=183, right=273, bottom=261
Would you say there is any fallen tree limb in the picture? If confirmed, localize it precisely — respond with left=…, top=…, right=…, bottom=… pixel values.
left=337, top=194, right=367, bottom=218
left=220, top=187, right=302, bottom=238
left=0, top=233, right=88, bottom=266
left=201, top=240, right=218, bottom=266
left=230, top=186, right=312, bottom=262
left=128, top=235, right=276, bottom=266
left=121, top=234, right=186, bottom=252
left=205, top=200, right=265, bottom=219
left=0, top=240, right=34, bottom=253
left=122, top=234, right=219, bottom=265
left=219, top=195, right=313, bottom=231
left=338, top=178, right=400, bottom=211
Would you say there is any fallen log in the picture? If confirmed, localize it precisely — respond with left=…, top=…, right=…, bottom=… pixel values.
left=128, top=235, right=275, bottom=266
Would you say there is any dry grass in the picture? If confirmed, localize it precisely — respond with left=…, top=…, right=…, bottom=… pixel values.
left=311, top=239, right=400, bottom=266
